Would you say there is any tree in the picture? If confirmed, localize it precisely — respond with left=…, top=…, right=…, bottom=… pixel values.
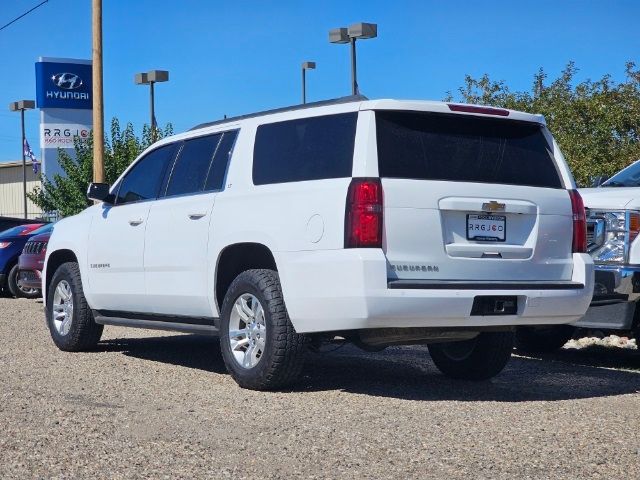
left=446, top=62, right=640, bottom=186
left=28, top=118, right=172, bottom=217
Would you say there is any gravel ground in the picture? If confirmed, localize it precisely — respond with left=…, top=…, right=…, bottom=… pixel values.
left=1, top=297, right=640, bottom=479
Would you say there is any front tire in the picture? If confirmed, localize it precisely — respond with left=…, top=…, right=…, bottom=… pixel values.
left=515, top=325, right=574, bottom=353
left=7, top=264, right=40, bottom=299
left=220, top=269, right=308, bottom=390
left=428, top=331, right=514, bottom=380
left=46, top=262, right=103, bottom=351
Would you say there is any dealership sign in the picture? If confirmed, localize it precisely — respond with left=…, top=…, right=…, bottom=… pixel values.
left=35, top=61, right=92, bottom=109
left=40, top=123, right=90, bottom=149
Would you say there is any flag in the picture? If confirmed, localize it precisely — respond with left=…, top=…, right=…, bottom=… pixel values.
left=23, top=138, right=40, bottom=174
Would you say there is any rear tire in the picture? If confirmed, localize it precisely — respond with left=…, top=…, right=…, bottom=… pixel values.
left=220, top=269, right=308, bottom=390
left=46, top=261, right=103, bottom=351
left=515, top=325, right=574, bottom=353
left=428, top=331, right=514, bottom=380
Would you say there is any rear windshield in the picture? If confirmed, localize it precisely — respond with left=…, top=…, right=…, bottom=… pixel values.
left=376, top=111, right=562, bottom=189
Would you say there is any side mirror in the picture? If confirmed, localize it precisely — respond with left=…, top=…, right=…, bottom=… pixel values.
left=87, top=182, right=113, bottom=203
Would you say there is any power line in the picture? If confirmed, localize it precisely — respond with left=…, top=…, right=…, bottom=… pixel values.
left=0, top=0, right=49, bottom=32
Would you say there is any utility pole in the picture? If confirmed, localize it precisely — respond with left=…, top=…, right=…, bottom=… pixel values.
left=9, top=100, right=35, bottom=219
left=92, top=0, right=104, bottom=183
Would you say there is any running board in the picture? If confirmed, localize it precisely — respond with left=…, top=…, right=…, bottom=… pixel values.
left=93, top=313, right=219, bottom=336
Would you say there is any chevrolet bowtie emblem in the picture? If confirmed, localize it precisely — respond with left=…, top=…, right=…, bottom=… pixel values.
left=482, top=201, right=506, bottom=212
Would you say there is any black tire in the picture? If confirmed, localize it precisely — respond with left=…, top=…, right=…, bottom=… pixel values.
left=515, top=325, right=574, bottom=353
left=46, top=261, right=103, bottom=351
left=220, top=269, right=308, bottom=390
left=428, top=331, right=514, bottom=380
left=8, top=263, right=41, bottom=299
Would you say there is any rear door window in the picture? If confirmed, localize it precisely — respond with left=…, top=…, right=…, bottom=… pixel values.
left=376, top=111, right=562, bottom=189
left=165, top=134, right=222, bottom=197
left=253, top=113, right=357, bottom=185
left=204, top=130, right=238, bottom=191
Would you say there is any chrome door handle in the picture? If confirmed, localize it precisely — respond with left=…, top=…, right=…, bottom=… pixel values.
left=128, top=218, right=144, bottom=226
left=188, top=213, right=207, bottom=220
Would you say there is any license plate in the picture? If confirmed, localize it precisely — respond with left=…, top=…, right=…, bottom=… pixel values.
left=467, top=214, right=506, bottom=242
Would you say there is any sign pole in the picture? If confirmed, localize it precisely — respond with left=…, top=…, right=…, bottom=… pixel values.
left=92, top=0, right=104, bottom=183
left=21, top=109, right=27, bottom=219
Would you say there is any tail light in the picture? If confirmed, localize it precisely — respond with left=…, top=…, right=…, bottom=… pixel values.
left=345, top=178, right=383, bottom=248
left=569, top=189, right=587, bottom=253
left=0, top=242, right=11, bottom=249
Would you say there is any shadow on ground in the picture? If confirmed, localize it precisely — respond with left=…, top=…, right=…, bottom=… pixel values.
left=98, top=334, right=640, bottom=402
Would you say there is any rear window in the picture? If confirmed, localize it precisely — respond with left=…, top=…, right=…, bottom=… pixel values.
left=253, top=113, right=357, bottom=185
left=376, top=111, right=562, bottom=189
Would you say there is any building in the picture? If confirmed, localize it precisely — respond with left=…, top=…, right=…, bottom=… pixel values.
left=0, top=161, right=42, bottom=219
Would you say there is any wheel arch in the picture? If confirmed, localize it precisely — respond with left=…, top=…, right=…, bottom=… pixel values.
left=214, top=242, right=278, bottom=313
left=45, top=249, right=79, bottom=300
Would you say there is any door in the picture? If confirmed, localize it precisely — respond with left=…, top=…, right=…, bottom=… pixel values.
left=86, top=143, right=177, bottom=311
left=144, top=130, right=238, bottom=317
left=374, top=110, right=575, bottom=283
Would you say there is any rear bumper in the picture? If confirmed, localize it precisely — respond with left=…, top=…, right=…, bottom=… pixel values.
left=276, top=250, right=594, bottom=333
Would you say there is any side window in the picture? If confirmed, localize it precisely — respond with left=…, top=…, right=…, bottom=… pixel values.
left=165, top=134, right=222, bottom=197
left=115, top=144, right=177, bottom=205
left=252, top=113, right=357, bottom=185
left=204, top=130, right=238, bottom=191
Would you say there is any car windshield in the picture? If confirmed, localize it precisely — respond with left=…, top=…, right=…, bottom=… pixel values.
left=0, top=223, right=44, bottom=238
left=601, top=160, right=640, bottom=187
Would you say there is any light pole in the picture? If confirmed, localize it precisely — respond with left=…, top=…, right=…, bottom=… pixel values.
left=329, top=22, right=377, bottom=95
left=134, top=70, right=169, bottom=142
left=9, top=100, right=35, bottom=219
left=301, top=61, right=316, bottom=104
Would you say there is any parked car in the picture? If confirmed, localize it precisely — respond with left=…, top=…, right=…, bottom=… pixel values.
left=17, top=224, right=54, bottom=293
left=516, top=159, right=640, bottom=351
left=0, top=223, right=46, bottom=298
left=0, top=216, right=43, bottom=233
left=43, top=96, right=594, bottom=390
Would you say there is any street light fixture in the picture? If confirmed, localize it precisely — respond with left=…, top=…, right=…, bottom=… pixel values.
left=329, top=22, right=377, bottom=95
left=134, top=70, right=169, bottom=141
left=301, top=61, right=316, bottom=104
left=9, top=100, right=36, bottom=219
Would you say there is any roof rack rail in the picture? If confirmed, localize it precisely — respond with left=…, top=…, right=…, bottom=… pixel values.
left=190, top=94, right=368, bottom=131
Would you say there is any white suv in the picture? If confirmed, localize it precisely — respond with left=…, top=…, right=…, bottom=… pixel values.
left=44, top=97, right=594, bottom=390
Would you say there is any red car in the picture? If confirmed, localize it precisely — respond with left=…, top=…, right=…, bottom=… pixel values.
left=17, top=229, right=52, bottom=292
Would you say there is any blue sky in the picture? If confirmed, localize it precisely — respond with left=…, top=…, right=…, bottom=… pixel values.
left=0, top=0, right=638, bottom=162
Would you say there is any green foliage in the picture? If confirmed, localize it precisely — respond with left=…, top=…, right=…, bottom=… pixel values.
left=447, top=62, right=640, bottom=186
left=28, top=119, right=172, bottom=217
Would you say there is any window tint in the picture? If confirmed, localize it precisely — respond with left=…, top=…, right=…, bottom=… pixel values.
left=165, top=134, right=221, bottom=197
left=204, top=130, right=238, bottom=191
left=253, top=113, right=357, bottom=185
left=116, top=144, right=176, bottom=205
left=376, top=111, right=562, bottom=189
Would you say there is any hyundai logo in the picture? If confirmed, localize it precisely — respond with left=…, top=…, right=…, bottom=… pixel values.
left=51, top=73, right=83, bottom=90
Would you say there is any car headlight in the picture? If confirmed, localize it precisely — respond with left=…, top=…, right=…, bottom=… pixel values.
left=588, top=210, right=640, bottom=264
left=0, top=242, right=11, bottom=249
